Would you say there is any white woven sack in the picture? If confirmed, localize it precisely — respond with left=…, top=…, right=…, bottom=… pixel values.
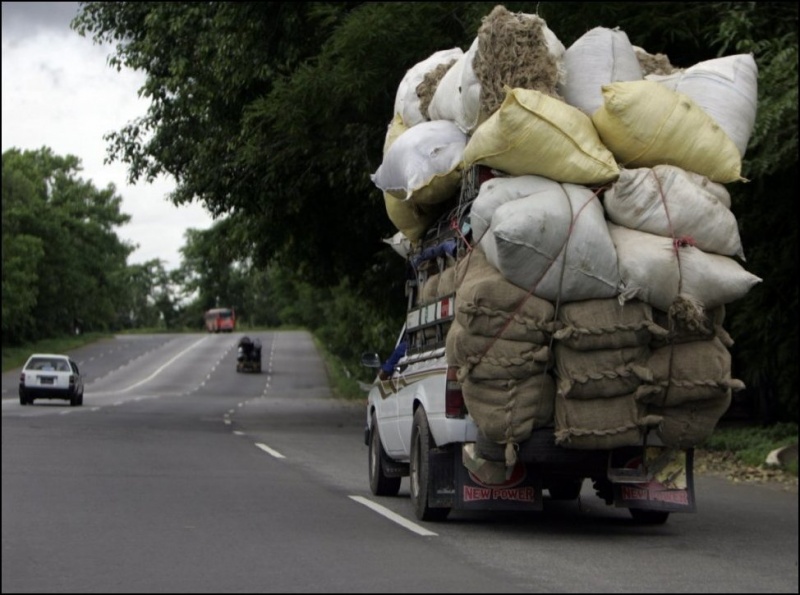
left=559, top=27, right=643, bottom=116
left=394, top=48, right=464, bottom=128
left=591, top=80, right=743, bottom=183
left=371, top=119, right=467, bottom=203
left=459, top=37, right=483, bottom=134
left=470, top=174, right=558, bottom=243
left=480, top=185, right=620, bottom=302
left=608, top=222, right=762, bottom=312
left=647, top=54, right=758, bottom=157
left=427, top=47, right=469, bottom=126
left=604, top=165, right=744, bottom=259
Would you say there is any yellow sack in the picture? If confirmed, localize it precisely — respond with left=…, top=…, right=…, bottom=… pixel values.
left=383, top=192, right=446, bottom=242
left=383, top=113, right=408, bottom=155
left=463, top=87, right=620, bottom=185
left=591, top=80, right=744, bottom=183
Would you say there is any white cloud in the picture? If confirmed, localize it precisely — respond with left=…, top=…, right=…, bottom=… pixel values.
left=1, top=2, right=215, bottom=270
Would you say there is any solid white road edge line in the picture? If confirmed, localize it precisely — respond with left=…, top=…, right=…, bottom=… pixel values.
left=348, top=495, right=438, bottom=537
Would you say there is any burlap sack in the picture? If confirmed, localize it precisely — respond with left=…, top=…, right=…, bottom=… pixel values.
left=446, top=318, right=551, bottom=381
left=554, top=392, right=656, bottom=450
left=472, top=5, right=565, bottom=121
left=554, top=298, right=667, bottom=351
left=639, top=336, right=745, bottom=408
left=462, top=372, right=556, bottom=460
left=454, top=246, right=557, bottom=343
left=554, top=343, right=653, bottom=400
left=649, top=392, right=732, bottom=449
left=651, top=302, right=733, bottom=348
left=417, top=272, right=440, bottom=305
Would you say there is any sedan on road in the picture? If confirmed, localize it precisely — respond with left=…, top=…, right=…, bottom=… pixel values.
left=18, top=353, right=84, bottom=406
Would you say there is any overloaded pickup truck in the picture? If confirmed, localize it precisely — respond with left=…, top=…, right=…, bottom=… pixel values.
left=362, top=167, right=696, bottom=525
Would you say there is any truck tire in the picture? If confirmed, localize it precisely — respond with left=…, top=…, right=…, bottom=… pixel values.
left=547, top=478, right=584, bottom=500
left=410, top=407, right=450, bottom=522
left=629, top=508, right=670, bottom=525
left=369, top=418, right=401, bottom=496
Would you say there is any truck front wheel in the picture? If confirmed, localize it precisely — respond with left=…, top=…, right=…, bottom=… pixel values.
left=410, top=407, right=450, bottom=522
left=369, top=418, right=401, bottom=496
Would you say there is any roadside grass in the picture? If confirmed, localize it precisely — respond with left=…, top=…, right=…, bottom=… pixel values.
left=2, top=333, right=113, bottom=371
left=701, top=422, right=798, bottom=476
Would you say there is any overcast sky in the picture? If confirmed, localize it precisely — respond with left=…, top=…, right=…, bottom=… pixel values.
left=2, top=1, right=216, bottom=270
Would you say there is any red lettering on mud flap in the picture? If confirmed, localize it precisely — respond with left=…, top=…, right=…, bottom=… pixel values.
left=457, top=461, right=543, bottom=511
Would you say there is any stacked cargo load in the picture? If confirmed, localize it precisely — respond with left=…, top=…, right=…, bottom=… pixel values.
left=369, top=4, right=761, bottom=467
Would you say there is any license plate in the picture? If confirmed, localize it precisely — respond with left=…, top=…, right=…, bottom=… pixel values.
left=38, top=376, right=55, bottom=385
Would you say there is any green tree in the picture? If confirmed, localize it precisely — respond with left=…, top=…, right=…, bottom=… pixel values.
left=2, top=147, right=134, bottom=344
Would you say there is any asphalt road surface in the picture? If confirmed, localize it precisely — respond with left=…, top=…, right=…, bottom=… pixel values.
left=2, top=332, right=797, bottom=593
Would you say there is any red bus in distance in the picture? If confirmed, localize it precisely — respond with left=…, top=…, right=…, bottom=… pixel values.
left=204, top=308, right=236, bottom=333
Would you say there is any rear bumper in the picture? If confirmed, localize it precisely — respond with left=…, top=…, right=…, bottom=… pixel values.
left=19, top=386, right=76, bottom=400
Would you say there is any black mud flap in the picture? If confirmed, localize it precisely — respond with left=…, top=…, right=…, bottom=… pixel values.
left=454, top=454, right=543, bottom=512
left=610, top=447, right=696, bottom=513
left=427, top=447, right=457, bottom=508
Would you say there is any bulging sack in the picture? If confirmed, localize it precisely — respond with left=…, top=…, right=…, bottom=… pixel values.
left=480, top=185, right=621, bottom=302
left=591, top=80, right=744, bottom=183
left=603, top=165, right=745, bottom=259
left=371, top=119, right=467, bottom=205
left=463, top=87, right=620, bottom=185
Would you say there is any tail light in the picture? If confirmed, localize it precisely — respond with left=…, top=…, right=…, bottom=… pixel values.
left=445, top=366, right=466, bottom=418
left=69, top=375, right=76, bottom=386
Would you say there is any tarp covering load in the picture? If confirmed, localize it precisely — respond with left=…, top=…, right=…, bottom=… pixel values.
left=559, top=26, right=643, bottom=116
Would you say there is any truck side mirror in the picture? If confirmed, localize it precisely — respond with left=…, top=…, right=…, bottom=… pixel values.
left=360, top=352, right=382, bottom=368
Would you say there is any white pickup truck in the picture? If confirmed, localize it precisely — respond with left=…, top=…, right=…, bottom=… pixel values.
left=362, top=170, right=696, bottom=524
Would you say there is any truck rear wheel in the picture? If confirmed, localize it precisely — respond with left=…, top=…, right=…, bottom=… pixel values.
left=369, top=418, right=401, bottom=496
left=547, top=478, right=584, bottom=500
left=410, top=407, right=450, bottom=522
left=629, top=508, right=670, bottom=525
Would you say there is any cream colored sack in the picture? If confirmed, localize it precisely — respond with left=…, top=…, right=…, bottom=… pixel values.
left=592, top=80, right=743, bottom=183
left=463, top=87, right=620, bottom=185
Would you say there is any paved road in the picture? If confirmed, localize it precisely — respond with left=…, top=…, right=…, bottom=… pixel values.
left=2, top=332, right=797, bottom=593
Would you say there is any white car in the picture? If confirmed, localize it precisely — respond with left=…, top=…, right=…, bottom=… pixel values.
left=19, top=353, right=84, bottom=406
